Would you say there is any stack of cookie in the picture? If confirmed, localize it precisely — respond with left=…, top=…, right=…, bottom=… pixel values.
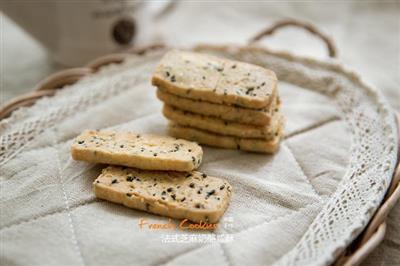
left=152, top=50, right=283, bottom=153
left=71, top=130, right=232, bottom=223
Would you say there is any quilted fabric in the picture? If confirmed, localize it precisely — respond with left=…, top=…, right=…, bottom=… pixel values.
left=0, top=47, right=397, bottom=266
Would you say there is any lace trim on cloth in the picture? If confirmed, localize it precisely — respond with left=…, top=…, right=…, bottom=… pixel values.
left=195, top=45, right=397, bottom=265
left=0, top=52, right=163, bottom=166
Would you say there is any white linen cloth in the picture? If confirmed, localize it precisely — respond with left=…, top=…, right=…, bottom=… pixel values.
left=0, top=46, right=397, bottom=265
left=0, top=52, right=346, bottom=265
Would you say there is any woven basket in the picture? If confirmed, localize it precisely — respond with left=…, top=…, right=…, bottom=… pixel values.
left=1, top=20, right=398, bottom=266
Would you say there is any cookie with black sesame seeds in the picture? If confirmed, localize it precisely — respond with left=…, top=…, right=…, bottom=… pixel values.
left=152, top=49, right=221, bottom=97
left=151, top=50, right=277, bottom=109
left=93, top=166, right=232, bottom=223
left=163, top=104, right=283, bottom=139
left=157, top=88, right=280, bottom=126
left=71, top=130, right=203, bottom=171
left=214, top=60, right=277, bottom=109
left=168, top=122, right=283, bottom=154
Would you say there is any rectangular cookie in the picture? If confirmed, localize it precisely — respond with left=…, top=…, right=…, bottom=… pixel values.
left=163, top=104, right=282, bottom=139
left=168, top=122, right=283, bottom=153
left=157, top=88, right=280, bottom=126
left=151, top=49, right=277, bottom=109
left=71, top=130, right=203, bottom=172
left=94, top=166, right=232, bottom=223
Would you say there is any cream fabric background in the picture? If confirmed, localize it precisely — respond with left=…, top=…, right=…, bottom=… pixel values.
left=1, top=1, right=399, bottom=265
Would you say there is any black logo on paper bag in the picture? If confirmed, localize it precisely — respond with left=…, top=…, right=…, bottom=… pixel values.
left=112, top=18, right=136, bottom=45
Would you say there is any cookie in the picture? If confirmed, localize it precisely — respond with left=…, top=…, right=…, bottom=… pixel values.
left=157, top=88, right=279, bottom=126
left=94, top=166, right=232, bottom=223
left=71, top=130, right=203, bottom=171
left=168, top=122, right=283, bottom=153
left=163, top=104, right=282, bottom=139
left=152, top=50, right=277, bottom=109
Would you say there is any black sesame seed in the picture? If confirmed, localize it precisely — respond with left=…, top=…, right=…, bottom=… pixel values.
left=126, top=176, right=134, bottom=182
left=153, top=193, right=156, bottom=196
left=195, top=203, right=202, bottom=208
left=170, top=75, right=176, bottom=82
left=126, top=193, right=132, bottom=197
left=181, top=197, right=186, bottom=202
left=246, top=87, right=254, bottom=95
left=136, top=178, right=141, bottom=182
left=192, top=156, right=196, bottom=163
left=78, top=140, right=85, bottom=144
left=161, top=197, right=166, bottom=200
left=166, top=71, right=170, bottom=77
left=202, top=173, right=207, bottom=178
left=261, top=82, right=266, bottom=86
left=189, top=183, right=195, bottom=188
left=111, top=179, right=118, bottom=184
left=186, top=173, right=192, bottom=178
left=207, top=190, right=215, bottom=196
left=167, top=187, right=173, bottom=193
left=174, top=144, right=180, bottom=152
left=188, top=149, right=192, bottom=152
left=231, top=64, right=237, bottom=69
left=120, top=144, right=124, bottom=148
left=153, top=153, right=157, bottom=157
left=171, top=194, right=176, bottom=200
left=197, top=190, right=202, bottom=194
left=220, top=185, right=225, bottom=190
left=162, top=191, right=166, bottom=195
